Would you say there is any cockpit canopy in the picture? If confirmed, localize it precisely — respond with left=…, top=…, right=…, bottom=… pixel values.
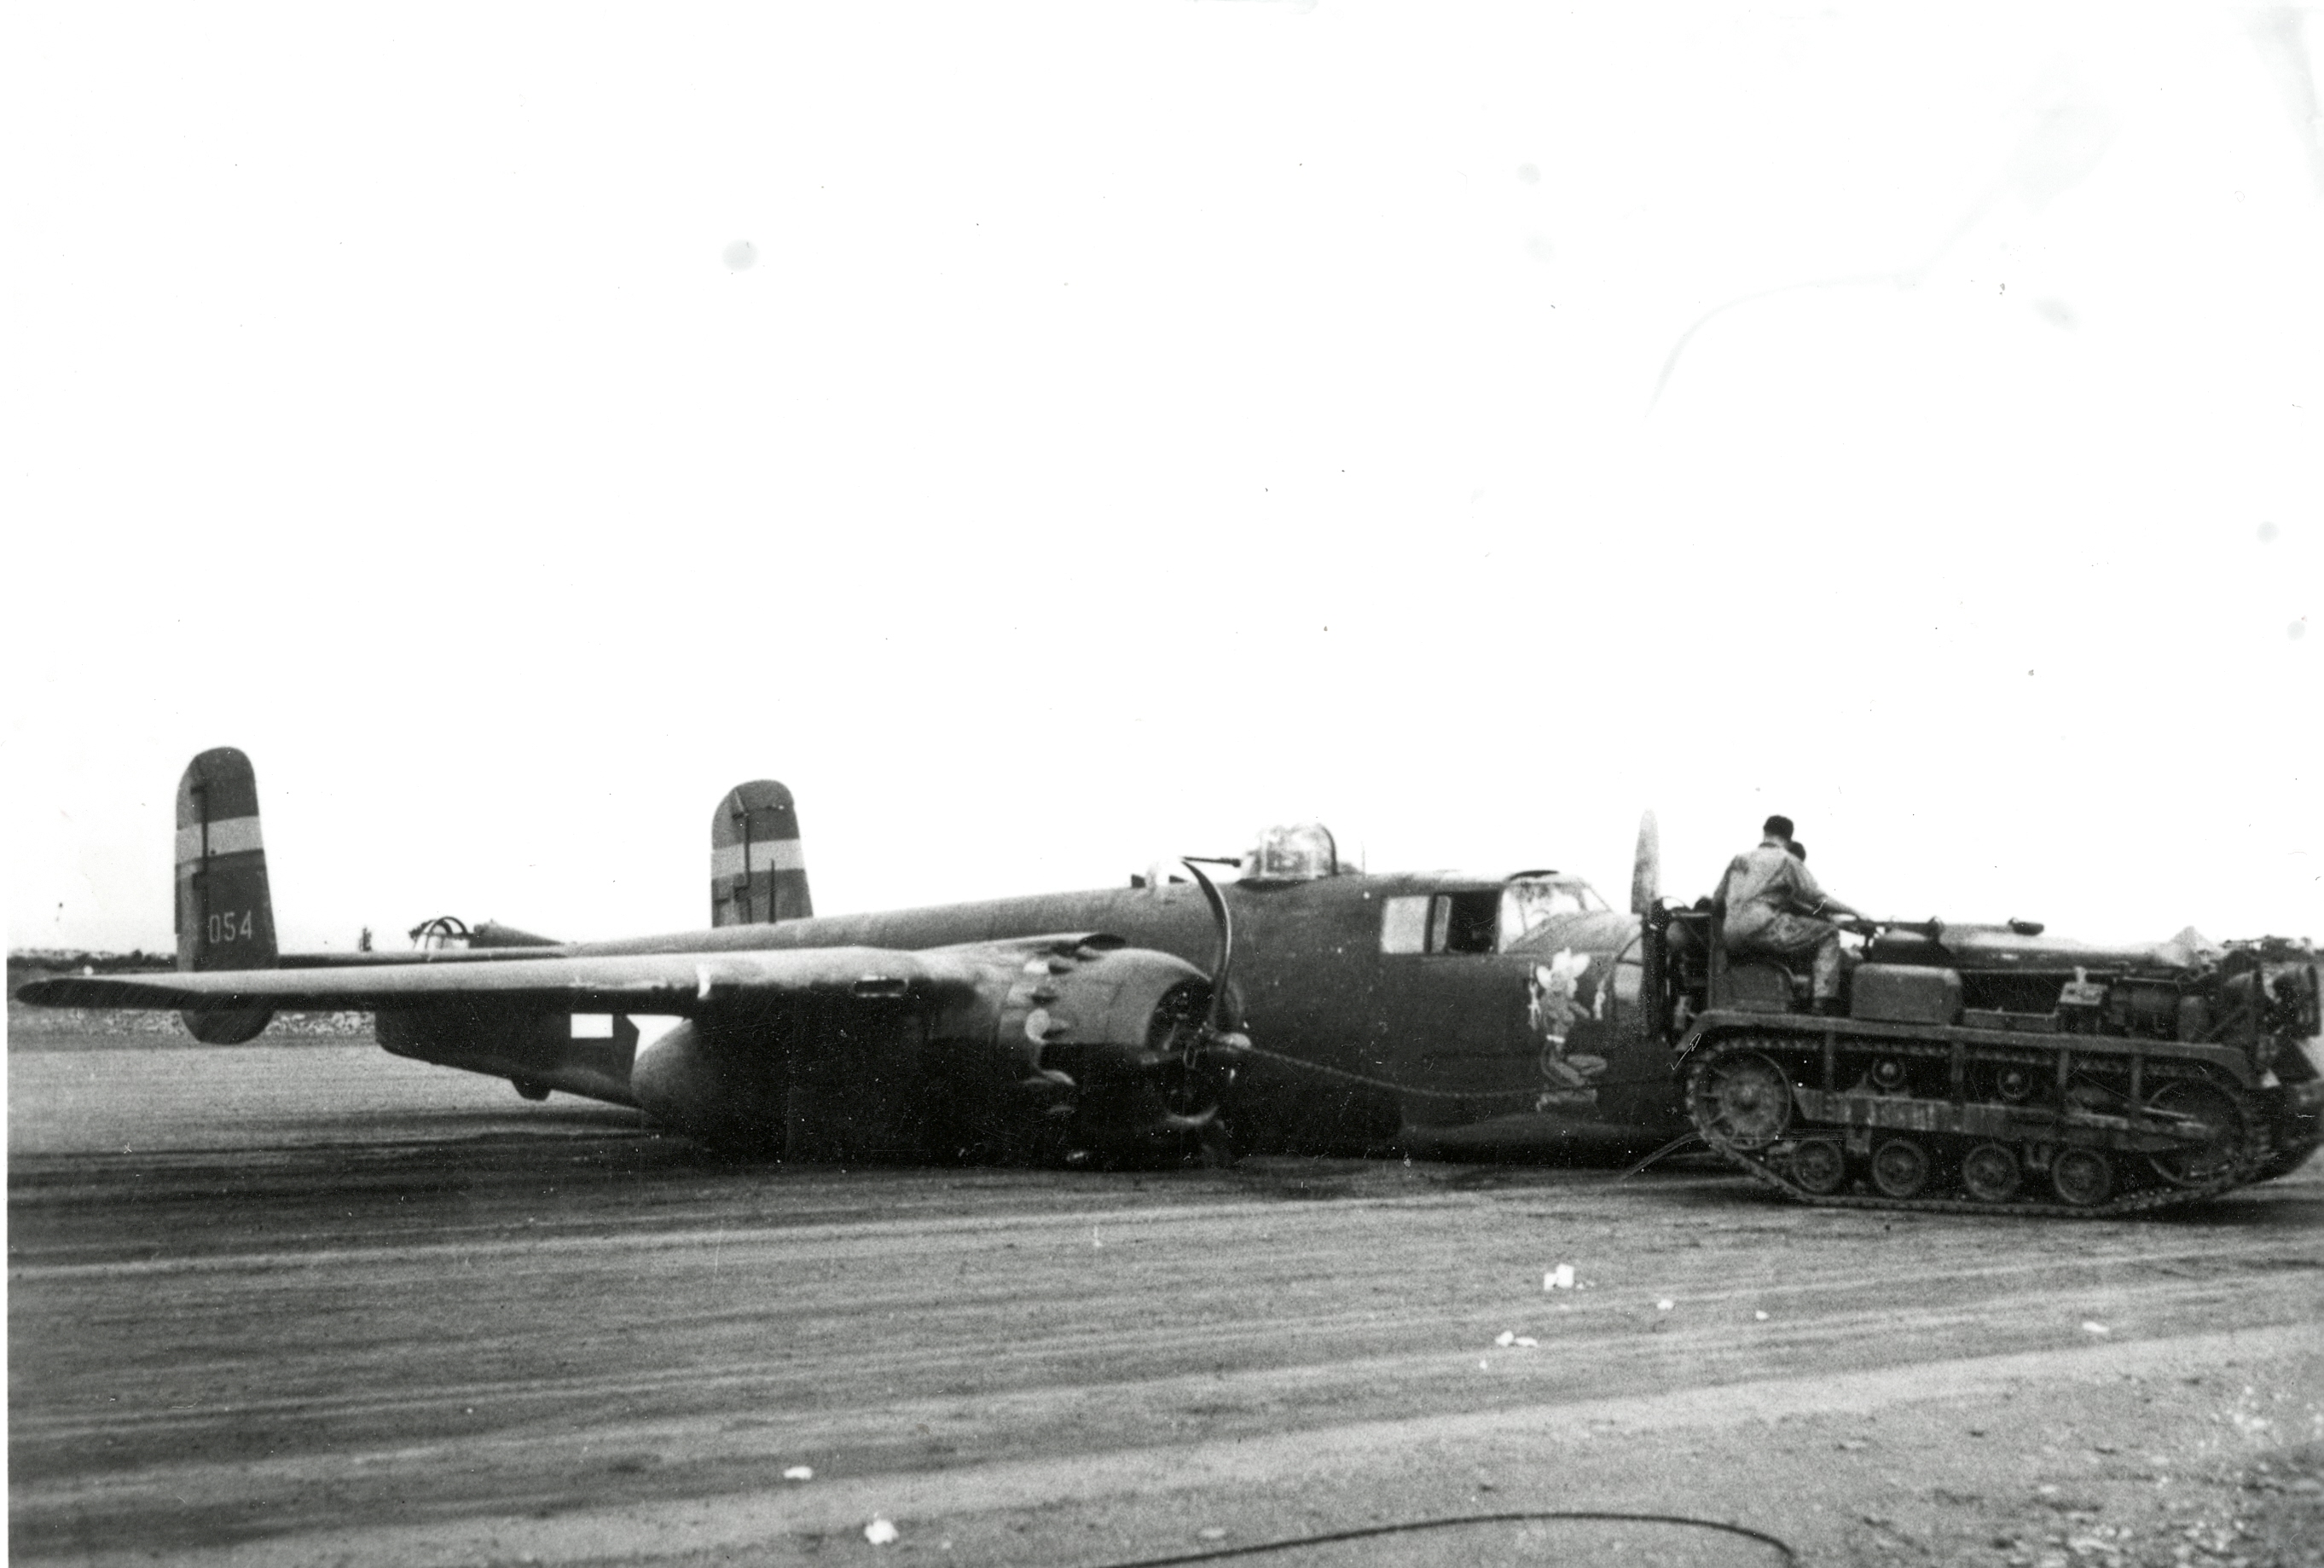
left=1500, top=875, right=1609, bottom=946
left=1243, top=822, right=1342, bottom=882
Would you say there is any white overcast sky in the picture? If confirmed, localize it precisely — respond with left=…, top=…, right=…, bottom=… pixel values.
left=6, top=3, right=2320, bottom=955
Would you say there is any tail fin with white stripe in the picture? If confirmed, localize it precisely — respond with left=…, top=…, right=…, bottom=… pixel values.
left=175, top=747, right=279, bottom=1041
left=710, top=781, right=811, bottom=927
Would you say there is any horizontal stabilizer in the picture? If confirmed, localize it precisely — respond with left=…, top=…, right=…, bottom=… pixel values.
left=472, top=920, right=561, bottom=948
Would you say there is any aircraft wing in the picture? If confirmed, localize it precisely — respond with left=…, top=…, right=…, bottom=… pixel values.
left=18, top=927, right=1221, bottom=1156
left=14, top=946, right=983, bottom=1016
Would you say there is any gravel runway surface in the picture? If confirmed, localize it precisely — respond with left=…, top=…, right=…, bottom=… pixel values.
left=9, top=1037, right=2321, bottom=1566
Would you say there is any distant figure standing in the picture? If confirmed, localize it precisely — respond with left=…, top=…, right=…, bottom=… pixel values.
left=1717, top=815, right=1864, bottom=1014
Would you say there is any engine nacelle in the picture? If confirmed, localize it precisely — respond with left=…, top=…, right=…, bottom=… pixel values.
left=630, top=1018, right=793, bottom=1150
left=629, top=938, right=1214, bottom=1161
left=181, top=1005, right=275, bottom=1044
left=981, top=938, right=1216, bottom=1154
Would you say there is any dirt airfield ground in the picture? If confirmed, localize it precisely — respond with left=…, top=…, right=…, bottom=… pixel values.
left=8, top=1027, right=2322, bottom=1568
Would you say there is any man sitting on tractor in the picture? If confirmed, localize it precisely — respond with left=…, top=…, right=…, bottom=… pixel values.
left=1716, top=814, right=1868, bottom=1015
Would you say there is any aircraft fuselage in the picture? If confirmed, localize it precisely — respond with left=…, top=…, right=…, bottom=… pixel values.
left=545, top=871, right=1684, bottom=1159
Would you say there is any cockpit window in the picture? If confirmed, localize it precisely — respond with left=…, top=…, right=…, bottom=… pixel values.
left=1380, top=891, right=1501, bottom=954
left=1381, top=878, right=1608, bottom=957
left=1249, top=822, right=1338, bottom=882
left=1500, top=877, right=1607, bottom=947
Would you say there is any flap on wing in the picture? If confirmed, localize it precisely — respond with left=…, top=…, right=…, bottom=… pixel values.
left=14, top=946, right=984, bottom=1016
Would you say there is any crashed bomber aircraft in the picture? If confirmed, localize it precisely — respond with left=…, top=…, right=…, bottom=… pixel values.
left=21, top=749, right=1693, bottom=1165
left=19, top=749, right=2323, bottom=1216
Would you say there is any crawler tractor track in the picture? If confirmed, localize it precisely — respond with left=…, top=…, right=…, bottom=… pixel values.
left=1682, top=1034, right=2274, bottom=1219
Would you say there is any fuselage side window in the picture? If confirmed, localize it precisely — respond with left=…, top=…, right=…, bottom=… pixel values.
left=1434, top=891, right=1500, bottom=954
left=1381, top=896, right=1429, bottom=953
left=1382, top=892, right=1498, bottom=954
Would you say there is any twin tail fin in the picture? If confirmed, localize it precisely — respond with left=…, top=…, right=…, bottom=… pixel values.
left=710, top=781, right=812, bottom=926
left=175, top=747, right=279, bottom=1042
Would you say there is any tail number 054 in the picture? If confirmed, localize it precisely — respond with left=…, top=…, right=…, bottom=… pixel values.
left=207, top=911, right=255, bottom=943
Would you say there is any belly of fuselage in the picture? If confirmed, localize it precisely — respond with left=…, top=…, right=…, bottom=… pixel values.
left=558, top=882, right=1685, bottom=1154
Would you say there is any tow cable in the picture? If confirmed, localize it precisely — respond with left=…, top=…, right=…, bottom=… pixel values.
left=1083, top=1508, right=1798, bottom=1567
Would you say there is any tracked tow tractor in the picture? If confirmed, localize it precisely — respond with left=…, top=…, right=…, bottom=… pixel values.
left=1643, top=889, right=2324, bottom=1215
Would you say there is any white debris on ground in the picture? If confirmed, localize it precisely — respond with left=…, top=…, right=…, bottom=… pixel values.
left=1657, top=1299, right=1675, bottom=1311
left=1755, top=1311, right=1770, bottom=1321
left=1497, top=1330, right=1516, bottom=1346
left=782, top=1466, right=813, bottom=1481
left=865, top=1518, right=900, bottom=1545
left=1545, top=1264, right=1576, bottom=1290
left=2082, top=1321, right=2111, bottom=1335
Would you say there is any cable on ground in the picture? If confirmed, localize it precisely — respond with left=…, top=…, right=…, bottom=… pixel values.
left=1083, top=1508, right=1797, bottom=1568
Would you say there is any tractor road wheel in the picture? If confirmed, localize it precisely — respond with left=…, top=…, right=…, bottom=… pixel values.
left=1789, top=1139, right=1848, bottom=1195
left=1958, top=1142, right=2022, bottom=1204
left=1869, top=1137, right=1931, bottom=1200
left=2050, top=1147, right=2113, bottom=1206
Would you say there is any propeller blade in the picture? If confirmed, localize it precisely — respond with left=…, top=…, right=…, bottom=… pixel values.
left=1630, top=809, right=1661, bottom=917
left=1181, top=859, right=1236, bottom=1033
